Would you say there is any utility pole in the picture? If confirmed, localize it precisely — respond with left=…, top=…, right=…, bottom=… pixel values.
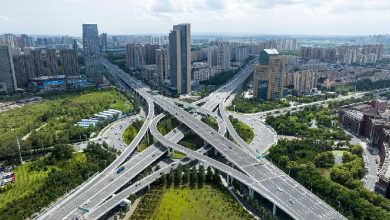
left=16, top=137, right=24, bottom=164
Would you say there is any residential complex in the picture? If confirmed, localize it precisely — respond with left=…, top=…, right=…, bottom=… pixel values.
left=0, top=46, right=17, bottom=94
left=156, top=48, right=169, bottom=84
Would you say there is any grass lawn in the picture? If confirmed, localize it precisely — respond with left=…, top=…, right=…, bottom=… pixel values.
left=0, top=160, right=53, bottom=210
left=229, top=116, right=254, bottom=144
left=0, top=88, right=136, bottom=156
left=134, top=185, right=252, bottom=220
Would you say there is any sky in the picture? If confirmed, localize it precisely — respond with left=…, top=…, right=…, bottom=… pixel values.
left=0, top=0, right=389, bottom=36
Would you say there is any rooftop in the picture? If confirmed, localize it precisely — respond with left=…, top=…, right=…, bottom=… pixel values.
left=264, top=49, right=279, bottom=55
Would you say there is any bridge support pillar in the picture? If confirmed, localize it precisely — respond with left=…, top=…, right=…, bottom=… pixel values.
left=147, top=184, right=150, bottom=190
left=273, top=203, right=276, bottom=216
left=249, top=188, right=254, bottom=198
left=227, top=175, right=230, bottom=186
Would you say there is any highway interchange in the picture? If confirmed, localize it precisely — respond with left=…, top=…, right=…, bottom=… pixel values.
left=37, top=57, right=345, bottom=220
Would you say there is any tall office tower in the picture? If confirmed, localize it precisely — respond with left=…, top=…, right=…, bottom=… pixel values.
left=156, top=48, right=169, bottom=84
left=30, top=49, right=43, bottom=77
left=100, top=33, right=107, bottom=50
left=169, top=23, right=191, bottom=95
left=72, top=39, right=78, bottom=51
left=82, top=24, right=102, bottom=82
left=208, top=43, right=230, bottom=70
left=253, top=49, right=286, bottom=101
left=60, top=49, right=80, bottom=76
left=145, top=44, right=159, bottom=65
left=46, top=49, right=57, bottom=76
left=82, top=24, right=100, bottom=55
left=125, top=44, right=145, bottom=69
left=0, top=46, right=17, bottom=93
left=292, top=69, right=317, bottom=95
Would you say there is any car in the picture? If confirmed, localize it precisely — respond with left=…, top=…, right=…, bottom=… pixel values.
left=277, top=187, right=283, bottom=192
left=289, top=198, right=294, bottom=204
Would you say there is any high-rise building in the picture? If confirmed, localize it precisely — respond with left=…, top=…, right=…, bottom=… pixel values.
left=60, top=49, right=79, bottom=76
left=82, top=24, right=102, bottom=82
left=145, top=44, right=159, bottom=65
left=82, top=24, right=100, bottom=55
left=100, top=33, right=107, bottom=50
left=208, top=43, right=230, bottom=70
left=292, top=69, right=317, bottom=95
left=0, top=46, right=17, bottom=93
left=46, top=49, right=57, bottom=76
left=156, top=48, right=169, bottom=84
left=30, top=49, right=43, bottom=77
left=13, top=55, right=34, bottom=87
left=253, top=49, right=286, bottom=101
left=125, top=44, right=145, bottom=69
left=169, top=23, right=191, bottom=95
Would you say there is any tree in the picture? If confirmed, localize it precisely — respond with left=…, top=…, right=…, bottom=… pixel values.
left=168, top=171, right=174, bottom=187
left=50, top=144, right=74, bottom=161
left=198, top=165, right=206, bottom=187
left=206, top=166, right=213, bottom=182
left=175, top=164, right=183, bottom=186
left=190, top=168, right=198, bottom=187
left=183, top=166, right=191, bottom=185
left=314, top=151, right=335, bottom=168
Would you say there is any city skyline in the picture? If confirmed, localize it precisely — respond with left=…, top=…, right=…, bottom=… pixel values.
left=0, top=0, right=389, bottom=36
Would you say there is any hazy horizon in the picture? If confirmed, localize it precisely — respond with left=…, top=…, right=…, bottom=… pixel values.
left=1, top=0, right=389, bottom=36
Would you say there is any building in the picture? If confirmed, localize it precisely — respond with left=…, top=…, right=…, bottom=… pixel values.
left=192, top=62, right=216, bottom=81
left=156, top=48, right=169, bottom=84
left=83, top=24, right=100, bottom=55
left=144, top=44, right=159, bottom=65
left=30, top=49, right=43, bottom=77
left=13, top=54, right=35, bottom=87
left=300, top=47, right=337, bottom=63
left=125, top=44, right=145, bottom=69
left=169, top=23, right=191, bottom=95
left=291, top=69, right=317, bottom=95
left=232, top=47, right=249, bottom=62
left=46, top=49, right=57, bottom=76
left=253, top=49, right=286, bottom=100
left=82, top=24, right=102, bottom=82
left=0, top=46, right=17, bottom=93
left=99, top=33, right=107, bottom=50
left=141, top=65, right=157, bottom=82
left=208, top=43, right=230, bottom=70
left=338, top=44, right=383, bottom=65
left=60, top=49, right=80, bottom=76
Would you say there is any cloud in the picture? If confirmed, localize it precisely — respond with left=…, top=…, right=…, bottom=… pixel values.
left=0, top=15, right=10, bottom=21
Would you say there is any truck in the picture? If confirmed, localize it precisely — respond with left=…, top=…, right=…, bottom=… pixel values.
left=116, top=166, right=125, bottom=174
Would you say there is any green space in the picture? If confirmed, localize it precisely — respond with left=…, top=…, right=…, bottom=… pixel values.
left=229, top=92, right=339, bottom=113
left=132, top=164, right=255, bottom=220
left=0, top=88, right=137, bottom=161
left=229, top=95, right=289, bottom=113
left=157, top=116, right=180, bottom=136
left=193, top=85, right=217, bottom=98
left=267, top=99, right=390, bottom=219
left=228, top=116, right=254, bottom=144
left=201, top=115, right=218, bottom=131
left=266, top=105, right=351, bottom=141
left=122, top=120, right=144, bottom=145
left=142, top=185, right=253, bottom=220
left=0, top=142, right=117, bottom=220
left=333, top=79, right=390, bottom=95
left=201, top=69, right=239, bottom=86
left=178, top=133, right=204, bottom=151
